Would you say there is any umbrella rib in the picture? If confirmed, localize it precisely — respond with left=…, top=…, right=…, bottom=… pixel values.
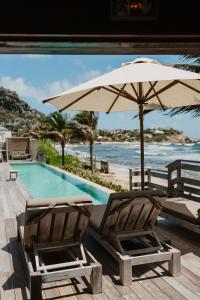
left=144, top=81, right=158, bottom=99
left=59, top=88, right=97, bottom=112
left=109, top=85, right=138, bottom=102
left=43, top=96, right=57, bottom=103
left=106, top=84, right=127, bottom=114
left=148, top=81, right=166, bottom=111
left=178, top=80, right=200, bottom=94
left=131, top=83, right=139, bottom=100
left=102, top=86, right=132, bottom=100
left=146, top=80, right=179, bottom=101
left=102, top=86, right=137, bottom=102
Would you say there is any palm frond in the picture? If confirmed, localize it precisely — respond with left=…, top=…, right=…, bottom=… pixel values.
left=182, top=53, right=200, bottom=65
left=174, top=64, right=200, bottom=73
left=167, top=105, right=200, bottom=118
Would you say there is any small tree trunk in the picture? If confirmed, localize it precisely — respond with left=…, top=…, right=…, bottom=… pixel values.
left=61, top=142, right=65, bottom=166
left=90, top=142, right=94, bottom=174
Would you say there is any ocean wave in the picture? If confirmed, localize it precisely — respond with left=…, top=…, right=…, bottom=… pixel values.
left=66, top=143, right=200, bottom=170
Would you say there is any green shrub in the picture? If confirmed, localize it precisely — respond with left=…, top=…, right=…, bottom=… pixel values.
left=37, top=140, right=60, bottom=165
left=63, top=164, right=127, bottom=192
left=37, top=140, right=127, bottom=193
left=37, top=140, right=82, bottom=168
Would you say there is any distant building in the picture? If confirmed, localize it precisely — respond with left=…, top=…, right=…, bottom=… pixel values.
left=0, top=125, right=12, bottom=142
left=154, top=129, right=164, bottom=134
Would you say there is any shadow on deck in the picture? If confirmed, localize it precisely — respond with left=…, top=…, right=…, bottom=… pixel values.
left=1, top=217, right=200, bottom=300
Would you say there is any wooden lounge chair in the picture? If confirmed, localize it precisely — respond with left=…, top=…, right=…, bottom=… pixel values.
left=162, top=159, right=200, bottom=234
left=17, top=196, right=102, bottom=299
left=88, top=190, right=181, bottom=285
left=8, top=140, right=30, bottom=160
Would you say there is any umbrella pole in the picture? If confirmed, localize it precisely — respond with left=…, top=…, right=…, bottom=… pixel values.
left=139, top=103, right=145, bottom=190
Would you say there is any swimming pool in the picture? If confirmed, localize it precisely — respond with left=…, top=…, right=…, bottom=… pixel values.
left=10, top=163, right=110, bottom=204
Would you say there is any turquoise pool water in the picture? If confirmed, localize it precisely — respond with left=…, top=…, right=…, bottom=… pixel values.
left=10, top=163, right=109, bottom=204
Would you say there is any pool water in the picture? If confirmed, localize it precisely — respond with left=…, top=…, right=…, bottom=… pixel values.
left=10, top=163, right=109, bottom=204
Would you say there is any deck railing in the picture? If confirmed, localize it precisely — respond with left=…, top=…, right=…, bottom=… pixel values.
left=129, top=168, right=167, bottom=191
left=129, top=159, right=200, bottom=200
left=167, top=159, right=200, bottom=200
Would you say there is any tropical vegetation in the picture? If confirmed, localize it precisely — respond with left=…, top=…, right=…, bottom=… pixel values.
left=73, top=111, right=98, bottom=173
left=37, top=140, right=126, bottom=192
left=45, top=112, right=72, bottom=166
left=167, top=54, right=200, bottom=118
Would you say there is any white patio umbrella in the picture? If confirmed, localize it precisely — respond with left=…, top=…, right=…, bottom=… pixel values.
left=43, top=57, right=200, bottom=189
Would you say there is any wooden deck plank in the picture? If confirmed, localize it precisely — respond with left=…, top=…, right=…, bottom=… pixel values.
left=5, top=218, right=28, bottom=300
left=135, top=263, right=187, bottom=300
left=0, top=272, right=16, bottom=300
left=0, top=162, right=200, bottom=300
left=162, top=275, right=200, bottom=300
left=133, top=268, right=171, bottom=300
left=43, top=281, right=61, bottom=299
left=152, top=263, right=200, bottom=300
left=56, top=280, right=78, bottom=300
left=181, top=264, right=200, bottom=285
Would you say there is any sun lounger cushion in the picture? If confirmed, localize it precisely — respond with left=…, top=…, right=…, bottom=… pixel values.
left=163, top=197, right=200, bottom=224
left=27, top=195, right=93, bottom=207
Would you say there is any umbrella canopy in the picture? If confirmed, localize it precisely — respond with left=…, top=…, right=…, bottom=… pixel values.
left=43, top=57, right=200, bottom=189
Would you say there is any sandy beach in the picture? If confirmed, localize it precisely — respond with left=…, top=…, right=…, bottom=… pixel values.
left=56, top=142, right=200, bottom=190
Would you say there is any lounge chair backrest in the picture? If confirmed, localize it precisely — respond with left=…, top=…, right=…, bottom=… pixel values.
left=23, top=196, right=93, bottom=249
left=9, top=141, right=27, bottom=152
left=99, top=190, right=166, bottom=237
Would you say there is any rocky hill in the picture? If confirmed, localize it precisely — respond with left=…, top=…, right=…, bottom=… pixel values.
left=0, top=86, right=45, bottom=132
left=97, top=128, right=193, bottom=143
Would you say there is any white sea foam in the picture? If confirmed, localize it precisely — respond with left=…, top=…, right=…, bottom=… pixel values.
left=64, top=143, right=200, bottom=171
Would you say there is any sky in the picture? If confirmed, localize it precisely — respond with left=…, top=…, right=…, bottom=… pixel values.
left=0, top=54, right=199, bottom=139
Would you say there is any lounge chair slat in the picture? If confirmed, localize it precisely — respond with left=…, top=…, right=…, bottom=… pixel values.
left=89, top=190, right=180, bottom=286
left=114, top=204, right=132, bottom=232
left=51, top=213, right=66, bottom=242
left=49, top=213, right=56, bottom=242
left=132, top=204, right=145, bottom=230
left=38, top=214, right=52, bottom=243
left=143, top=206, right=155, bottom=230
left=124, top=204, right=140, bottom=230
left=61, top=213, right=69, bottom=240
left=134, top=203, right=153, bottom=230
left=123, top=205, right=134, bottom=231
left=73, top=211, right=81, bottom=240
left=63, top=211, right=79, bottom=240
left=77, top=212, right=92, bottom=241
left=17, top=196, right=102, bottom=297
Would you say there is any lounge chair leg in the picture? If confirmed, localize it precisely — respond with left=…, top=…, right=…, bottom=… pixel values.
left=17, top=229, right=20, bottom=241
left=30, top=274, right=42, bottom=300
left=90, top=264, right=102, bottom=294
left=119, top=259, right=132, bottom=285
left=168, top=249, right=181, bottom=276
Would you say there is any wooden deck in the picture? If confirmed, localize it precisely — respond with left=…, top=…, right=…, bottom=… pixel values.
left=0, top=163, right=200, bottom=300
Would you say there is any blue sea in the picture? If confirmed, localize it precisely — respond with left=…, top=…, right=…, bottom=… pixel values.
left=65, top=143, right=200, bottom=172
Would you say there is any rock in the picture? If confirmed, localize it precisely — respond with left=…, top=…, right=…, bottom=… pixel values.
left=0, top=86, right=45, bottom=132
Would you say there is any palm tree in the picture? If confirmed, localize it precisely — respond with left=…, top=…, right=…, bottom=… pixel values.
left=168, top=54, right=200, bottom=117
left=138, top=55, right=200, bottom=119
left=74, top=111, right=98, bottom=174
left=46, top=112, right=71, bottom=165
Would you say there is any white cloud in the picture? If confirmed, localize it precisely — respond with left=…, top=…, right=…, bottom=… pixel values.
left=79, top=69, right=101, bottom=82
left=0, top=76, right=71, bottom=102
left=0, top=66, right=102, bottom=105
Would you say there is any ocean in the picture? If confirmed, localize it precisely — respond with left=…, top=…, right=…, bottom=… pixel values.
left=65, top=143, right=200, bottom=173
